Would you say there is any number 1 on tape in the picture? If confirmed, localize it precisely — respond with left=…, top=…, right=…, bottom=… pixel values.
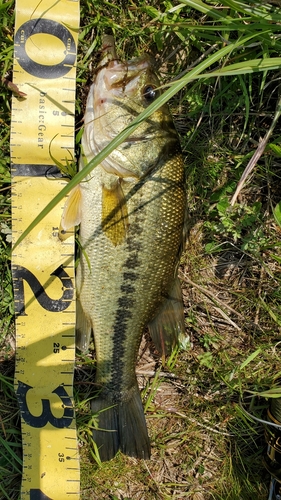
left=11, top=1, right=80, bottom=498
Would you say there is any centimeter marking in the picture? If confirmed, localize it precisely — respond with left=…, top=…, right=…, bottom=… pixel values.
left=11, top=1, right=80, bottom=499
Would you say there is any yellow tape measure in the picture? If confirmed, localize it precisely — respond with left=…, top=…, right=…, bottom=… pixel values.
left=11, top=1, right=80, bottom=498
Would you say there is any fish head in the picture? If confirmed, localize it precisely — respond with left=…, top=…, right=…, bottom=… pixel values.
left=82, top=37, right=179, bottom=180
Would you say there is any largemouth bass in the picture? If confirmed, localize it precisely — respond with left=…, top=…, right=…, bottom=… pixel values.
left=64, top=35, right=186, bottom=461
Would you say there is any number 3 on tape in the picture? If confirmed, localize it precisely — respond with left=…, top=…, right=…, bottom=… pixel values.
left=11, top=1, right=80, bottom=499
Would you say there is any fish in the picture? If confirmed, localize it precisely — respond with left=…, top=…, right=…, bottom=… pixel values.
left=63, top=35, right=187, bottom=461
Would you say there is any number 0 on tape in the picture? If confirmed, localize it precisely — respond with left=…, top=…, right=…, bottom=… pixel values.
left=11, top=1, right=80, bottom=498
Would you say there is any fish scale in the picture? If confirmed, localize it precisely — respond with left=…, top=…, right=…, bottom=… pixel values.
left=72, top=36, right=187, bottom=461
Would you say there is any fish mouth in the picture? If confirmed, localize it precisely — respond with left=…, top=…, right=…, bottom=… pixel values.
left=96, top=34, right=154, bottom=95
left=82, top=34, right=175, bottom=179
left=124, top=127, right=178, bottom=144
left=99, top=34, right=118, bottom=64
left=124, top=136, right=151, bottom=143
left=98, top=34, right=154, bottom=71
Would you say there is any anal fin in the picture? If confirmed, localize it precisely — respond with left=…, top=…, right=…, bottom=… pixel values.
left=76, top=297, right=92, bottom=352
left=148, top=277, right=189, bottom=356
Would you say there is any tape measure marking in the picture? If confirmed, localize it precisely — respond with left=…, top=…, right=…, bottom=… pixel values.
left=11, top=0, right=80, bottom=498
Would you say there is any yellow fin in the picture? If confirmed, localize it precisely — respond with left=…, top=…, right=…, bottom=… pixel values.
left=59, top=185, right=82, bottom=240
left=102, top=181, right=128, bottom=246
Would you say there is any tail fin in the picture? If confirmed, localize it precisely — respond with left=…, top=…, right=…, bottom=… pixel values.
left=91, top=384, right=151, bottom=461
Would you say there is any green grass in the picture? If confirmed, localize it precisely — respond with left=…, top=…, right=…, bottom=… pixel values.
left=1, top=0, right=281, bottom=498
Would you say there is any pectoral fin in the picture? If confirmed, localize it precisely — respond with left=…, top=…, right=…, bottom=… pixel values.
left=59, top=184, right=82, bottom=240
left=102, top=181, right=128, bottom=246
left=148, top=277, right=189, bottom=356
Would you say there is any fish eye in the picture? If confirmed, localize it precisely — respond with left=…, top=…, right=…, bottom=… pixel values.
left=143, top=85, right=158, bottom=102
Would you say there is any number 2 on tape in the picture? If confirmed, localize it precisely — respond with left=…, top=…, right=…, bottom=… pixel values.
left=13, top=265, right=74, bottom=315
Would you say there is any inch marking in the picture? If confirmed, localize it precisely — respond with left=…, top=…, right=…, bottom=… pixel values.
left=12, top=265, right=74, bottom=316
left=16, top=381, right=74, bottom=429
